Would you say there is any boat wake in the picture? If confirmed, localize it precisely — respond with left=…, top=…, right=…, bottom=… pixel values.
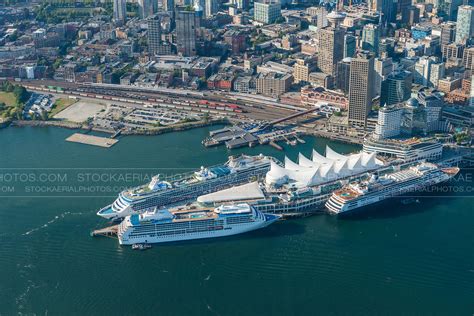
left=22, top=211, right=85, bottom=236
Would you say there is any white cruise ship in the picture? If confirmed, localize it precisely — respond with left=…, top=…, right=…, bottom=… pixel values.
left=325, top=163, right=459, bottom=215
left=97, top=154, right=273, bottom=220
left=117, top=204, right=280, bottom=245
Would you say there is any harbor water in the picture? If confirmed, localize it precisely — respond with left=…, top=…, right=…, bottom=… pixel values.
left=0, top=126, right=473, bottom=315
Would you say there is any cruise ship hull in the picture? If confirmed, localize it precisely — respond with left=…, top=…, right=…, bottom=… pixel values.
left=326, top=170, right=457, bottom=216
left=98, top=158, right=272, bottom=220
left=118, top=214, right=279, bottom=245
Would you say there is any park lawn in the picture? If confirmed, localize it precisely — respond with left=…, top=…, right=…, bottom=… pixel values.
left=50, top=98, right=77, bottom=117
left=0, top=92, right=18, bottom=107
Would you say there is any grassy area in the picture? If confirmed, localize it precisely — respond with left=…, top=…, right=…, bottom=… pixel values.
left=50, top=98, right=77, bottom=117
left=0, top=92, right=18, bottom=107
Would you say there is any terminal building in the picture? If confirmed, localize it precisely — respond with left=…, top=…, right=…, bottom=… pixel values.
left=363, top=137, right=443, bottom=162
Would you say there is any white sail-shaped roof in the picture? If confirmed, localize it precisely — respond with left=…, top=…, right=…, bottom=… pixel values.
left=312, top=149, right=333, bottom=164
left=265, top=148, right=385, bottom=188
left=285, top=156, right=302, bottom=171
left=298, top=152, right=317, bottom=168
left=325, top=145, right=348, bottom=161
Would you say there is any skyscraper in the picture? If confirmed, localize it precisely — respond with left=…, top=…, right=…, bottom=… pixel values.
left=148, top=15, right=164, bottom=55
left=176, top=8, right=198, bottom=56
left=113, top=0, right=127, bottom=25
left=163, top=0, right=175, bottom=12
left=381, top=70, right=412, bottom=106
left=361, top=24, right=380, bottom=56
left=344, top=34, right=356, bottom=58
left=381, top=0, right=396, bottom=23
left=455, top=5, right=474, bottom=44
left=205, top=0, right=219, bottom=18
left=317, top=10, right=345, bottom=76
left=374, top=57, right=393, bottom=97
left=348, top=51, right=374, bottom=127
left=139, top=0, right=155, bottom=19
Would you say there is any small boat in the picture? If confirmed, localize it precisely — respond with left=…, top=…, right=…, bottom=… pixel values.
left=132, top=243, right=152, bottom=250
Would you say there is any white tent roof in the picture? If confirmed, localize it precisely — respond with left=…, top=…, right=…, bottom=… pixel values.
left=197, top=181, right=265, bottom=204
left=265, top=146, right=384, bottom=187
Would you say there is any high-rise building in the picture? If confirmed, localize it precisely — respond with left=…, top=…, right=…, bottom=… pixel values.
left=148, top=15, right=171, bottom=55
left=455, top=5, right=474, bottom=44
left=381, top=70, right=412, bottom=106
left=293, top=56, right=317, bottom=84
left=374, top=104, right=404, bottom=140
left=374, top=57, right=393, bottom=97
left=317, top=10, right=345, bottom=76
left=443, top=0, right=463, bottom=21
left=463, top=46, right=474, bottom=70
left=367, top=0, right=380, bottom=12
left=401, top=5, right=420, bottom=26
left=438, top=22, right=457, bottom=45
left=139, top=0, right=155, bottom=19
left=381, top=0, right=396, bottom=23
left=254, top=1, right=281, bottom=24
left=205, top=0, right=219, bottom=18
left=429, top=62, right=445, bottom=88
left=163, top=0, right=175, bottom=12
left=336, top=58, right=351, bottom=94
left=414, top=56, right=441, bottom=86
left=176, top=8, right=198, bottom=56
left=361, top=24, right=380, bottom=56
left=113, top=0, right=127, bottom=25
left=348, top=51, right=374, bottom=127
left=344, top=34, right=356, bottom=58
left=316, top=7, right=328, bottom=29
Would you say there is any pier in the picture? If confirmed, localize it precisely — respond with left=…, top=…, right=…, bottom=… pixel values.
left=91, top=225, right=118, bottom=238
left=66, top=133, right=119, bottom=148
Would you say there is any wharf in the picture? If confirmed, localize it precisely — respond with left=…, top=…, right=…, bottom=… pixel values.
left=66, top=133, right=119, bottom=148
left=91, top=225, right=118, bottom=238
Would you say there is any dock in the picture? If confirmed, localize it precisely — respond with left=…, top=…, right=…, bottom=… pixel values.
left=66, top=133, right=119, bottom=148
left=91, top=225, right=118, bottom=238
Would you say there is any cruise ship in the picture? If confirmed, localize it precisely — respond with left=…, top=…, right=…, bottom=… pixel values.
left=117, top=204, right=280, bottom=245
left=325, top=163, right=459, bottom=215
left=195, top=146, right=388, bottom=217
left=97, top=154, right=273, bottom=220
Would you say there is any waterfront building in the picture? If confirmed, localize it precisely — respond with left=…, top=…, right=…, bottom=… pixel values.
left=456, top=5, right=474, bottom=44
left=256, top=72, right=293, bottom=97
left=265, top=147, right=384, bottom=188
left=113, top=0, right=127, bottom=25
left=361, top=24, right=380, bottom=56
left=348, top=51, right=374, bottom=127
left=254, top=1, right=281, bottom=24
left=176, top=8, right=198, bottom=57
left=363, top=137, right=444, bottom=162
left=374, top=104, right=404, bottom=140
left=381, top=70, right=412, bottom=106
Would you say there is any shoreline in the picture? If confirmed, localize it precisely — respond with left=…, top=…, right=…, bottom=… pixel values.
left=5, top=118, right=229, bottom=136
